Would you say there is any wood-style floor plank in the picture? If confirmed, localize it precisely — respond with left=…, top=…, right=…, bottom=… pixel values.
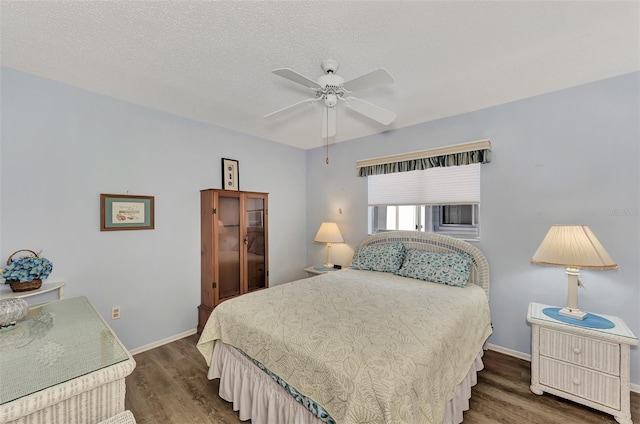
left=125, top=334, right=639, bottom=423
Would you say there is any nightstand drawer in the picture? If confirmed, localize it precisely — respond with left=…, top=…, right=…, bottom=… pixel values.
left=539, top=356, right=621, bottom=409
left=540, top=327, right=619, bottom=375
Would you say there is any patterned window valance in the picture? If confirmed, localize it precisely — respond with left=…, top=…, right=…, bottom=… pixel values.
left=356, top=139, right=491, bottom=177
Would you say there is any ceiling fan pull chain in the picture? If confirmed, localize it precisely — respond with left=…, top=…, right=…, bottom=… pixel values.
left=326, top=108, right=330, bottom=164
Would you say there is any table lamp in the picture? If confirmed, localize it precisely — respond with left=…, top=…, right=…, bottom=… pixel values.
left=530, top=225, right=617, bottom=320
left=314, top=222, right=344, bottom=268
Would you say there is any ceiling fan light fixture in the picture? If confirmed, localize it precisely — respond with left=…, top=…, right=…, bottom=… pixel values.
left=324, top=93, right=338, bottom=107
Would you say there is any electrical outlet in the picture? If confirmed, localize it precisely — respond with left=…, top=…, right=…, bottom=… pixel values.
left=111, top=307, right=121, bottom=320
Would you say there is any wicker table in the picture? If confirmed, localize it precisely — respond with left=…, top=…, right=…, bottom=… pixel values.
left=0, top=281, right=65, bottom=301
left=527, top=302, right=637, bottom=424
left=0, top=296, right=136, bottom=424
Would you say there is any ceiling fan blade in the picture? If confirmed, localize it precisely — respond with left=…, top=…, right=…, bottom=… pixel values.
left=264, top=97, right=320, bottom=120
left=342, top=69, right=394, bottom=92
left=321, top=106, right=337, bottom=138
left=343, top=97, right=397, bottom=125
left=272, top=68, right=322, bottom=90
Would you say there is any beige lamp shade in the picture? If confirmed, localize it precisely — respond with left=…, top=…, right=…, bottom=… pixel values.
left=530, top=225, right=617, bottom=320
left=314, top=222, right=344, bottom=244
left=530, top=225, right=617, bottom=269
left=314, top=222, right=344, bottom=268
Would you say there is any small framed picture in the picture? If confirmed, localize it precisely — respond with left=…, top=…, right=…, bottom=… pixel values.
left=100, top=194, right=155, bottom=231
left=222, top=158, right=239, bottom=191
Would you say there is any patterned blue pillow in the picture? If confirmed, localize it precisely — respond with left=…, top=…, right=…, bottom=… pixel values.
left=395, top=249, right=473, bottom=287
left=350, top=242, right=406, bottom=273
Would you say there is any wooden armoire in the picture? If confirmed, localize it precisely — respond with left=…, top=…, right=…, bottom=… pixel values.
left=198, top=189, right=269, bottom=333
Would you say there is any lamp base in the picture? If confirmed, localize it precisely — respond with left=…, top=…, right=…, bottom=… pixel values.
left=559, top=307, right=587, bottom=320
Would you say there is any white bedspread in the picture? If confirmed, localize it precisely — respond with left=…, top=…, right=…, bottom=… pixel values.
left=197, top=269, right=492, bottom=424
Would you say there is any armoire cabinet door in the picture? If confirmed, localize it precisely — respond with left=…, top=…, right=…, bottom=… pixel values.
left=245, top=194, right=268, bottom=292
left=216, top=192, right=242, bottom=301
left=199, top=189, right=268, bottom=333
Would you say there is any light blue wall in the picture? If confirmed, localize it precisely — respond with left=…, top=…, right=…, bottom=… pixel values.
left=0, top=68, right=308, bottom=350
left=307, top=72, right=640, bottom=385
left=2, top=68, right=638, bottom=386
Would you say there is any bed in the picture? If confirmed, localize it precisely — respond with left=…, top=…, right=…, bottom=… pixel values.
left=197, top=231, right=491, bottom=424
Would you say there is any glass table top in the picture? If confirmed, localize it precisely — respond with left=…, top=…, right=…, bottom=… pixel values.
left=0, top=296, right=130, bottom=404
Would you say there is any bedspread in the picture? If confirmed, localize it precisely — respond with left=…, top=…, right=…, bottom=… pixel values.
left=197, top=269, right=491, bottom=424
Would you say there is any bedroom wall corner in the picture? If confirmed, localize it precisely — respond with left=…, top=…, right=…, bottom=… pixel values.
left=305, top=71, right=640, bottom=386
left=0, top=68, right=309, bottom=352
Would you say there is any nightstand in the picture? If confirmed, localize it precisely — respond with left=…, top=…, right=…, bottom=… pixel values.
left=527, top=302, right=638, bottom=424
left=303, top=266, right=338, bottom=277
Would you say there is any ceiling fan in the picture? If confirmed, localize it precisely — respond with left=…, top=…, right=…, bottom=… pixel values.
left=264, top=59, right=397, bottom=139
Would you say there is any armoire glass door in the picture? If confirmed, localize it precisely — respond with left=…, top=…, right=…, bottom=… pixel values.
left=245, top=195, right=267, bottom=292
left=217, top=194, right=241, bottom=299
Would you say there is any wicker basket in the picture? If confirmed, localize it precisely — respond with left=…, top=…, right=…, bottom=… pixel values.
left=5, top=249, right=44, bottom=293
left=9, top=279, right=42, bottom=292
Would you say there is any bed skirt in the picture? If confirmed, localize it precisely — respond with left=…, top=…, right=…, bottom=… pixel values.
left=208, top=341, right=485, bottom=424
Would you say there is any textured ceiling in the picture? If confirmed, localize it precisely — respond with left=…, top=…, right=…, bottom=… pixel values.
left=1, top=1, right=638, bottom=150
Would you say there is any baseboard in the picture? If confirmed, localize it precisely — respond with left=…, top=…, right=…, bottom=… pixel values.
left=129, top=328, right=198, bottom=356
left=486, top=343, right=531, bottom=361
left=486, top=343, right=640, bottom=394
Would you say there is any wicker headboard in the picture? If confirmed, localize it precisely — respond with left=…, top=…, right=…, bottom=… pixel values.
left=357, top=231, right=490, bottom=298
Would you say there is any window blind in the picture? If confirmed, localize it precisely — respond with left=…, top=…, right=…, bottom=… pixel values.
left=368, top=163, right=480, bottom=205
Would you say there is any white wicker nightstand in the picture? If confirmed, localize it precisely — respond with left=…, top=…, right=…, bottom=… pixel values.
left=527, top=302, right=638, bottom=424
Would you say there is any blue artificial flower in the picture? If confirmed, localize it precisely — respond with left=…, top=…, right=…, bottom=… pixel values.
left=1, top=253, right=53, bottom=283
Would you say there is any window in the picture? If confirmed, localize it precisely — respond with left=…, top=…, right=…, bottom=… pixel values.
left=441, top=204, right=474, bottom=225
left=367, top=163, right=481, bottom=241
left=368, top=204, right=479, bottom=239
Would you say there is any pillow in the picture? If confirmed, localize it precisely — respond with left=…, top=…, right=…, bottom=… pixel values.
left=219, top=235, right=239, bottom=251
left=395, top=249, right=473, bottom=287
left=350, top=242, right=406, bottom=273
left=248, top=232, right=265, bottom=256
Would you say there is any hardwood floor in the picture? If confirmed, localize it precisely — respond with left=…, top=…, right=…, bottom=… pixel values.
left=125, top=334, right=639, bottom=424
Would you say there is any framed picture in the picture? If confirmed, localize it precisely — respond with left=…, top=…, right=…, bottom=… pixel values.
left=222, top=158, right=239, bottom=191
left=100, top=194, right=155, bottom=231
